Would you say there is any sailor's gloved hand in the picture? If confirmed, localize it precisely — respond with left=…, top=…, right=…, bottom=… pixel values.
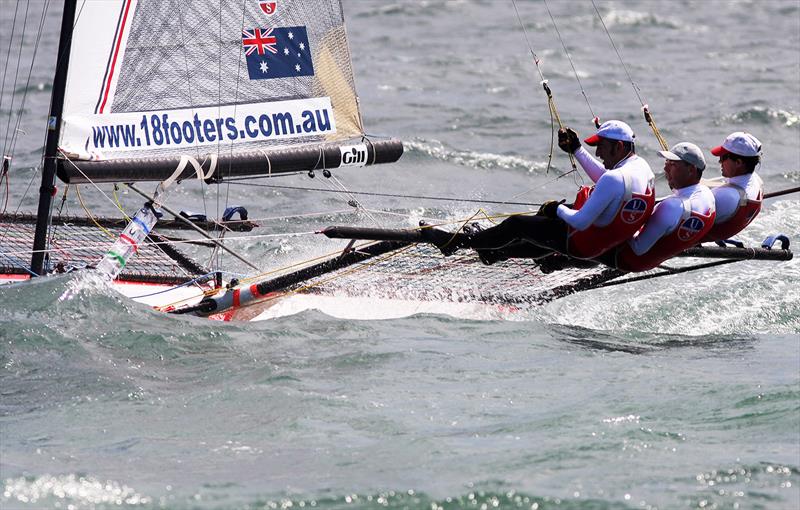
left=537, top=199, right=566, bottom=219
left=558, top=128, right=580, bottom=154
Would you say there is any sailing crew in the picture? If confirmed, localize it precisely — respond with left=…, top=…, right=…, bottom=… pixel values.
left=701, top=132, right=764, bottom=242
left=423, top=120, right=656, bottom=263
left=607, top=142, right=716, bottom=272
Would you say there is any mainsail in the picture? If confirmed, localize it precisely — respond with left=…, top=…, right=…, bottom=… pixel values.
left=56, top=0, right=402, bottom=183
left=25, top=0, right=401, bottom=276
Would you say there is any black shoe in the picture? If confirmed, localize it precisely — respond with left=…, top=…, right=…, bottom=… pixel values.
left=476, top=249, right=508, bottom=266
left=461, top=222, right=484, bottom=237
left=536, top=253, right=572, bottom=274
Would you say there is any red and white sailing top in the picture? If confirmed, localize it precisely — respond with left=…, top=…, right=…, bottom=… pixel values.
left=556, top=147, right=655, bottom=259
left=702, top=173, right=763, bottom=242
left=616, top=183, right=716, bottom=272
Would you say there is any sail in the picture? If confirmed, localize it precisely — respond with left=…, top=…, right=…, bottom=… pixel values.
left=56, top=0, right=402, bottom=183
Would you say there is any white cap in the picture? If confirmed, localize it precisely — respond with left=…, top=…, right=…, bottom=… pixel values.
left=711, top=132, right=762, bottom=157
left=584, top=120, right=635, bottom=145
left=658, top=142, right=707, bottom=171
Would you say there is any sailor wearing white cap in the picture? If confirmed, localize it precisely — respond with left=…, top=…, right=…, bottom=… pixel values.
left=421, top=120, right=655, bottom=264
left=610, top=142, right=716, bottom=272
left=702, top=132, right=764, bottom=242
left=554, top=120, right=656, bottom=259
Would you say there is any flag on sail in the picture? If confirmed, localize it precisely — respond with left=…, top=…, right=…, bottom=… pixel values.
left=243, top=26, right=314, bottom=80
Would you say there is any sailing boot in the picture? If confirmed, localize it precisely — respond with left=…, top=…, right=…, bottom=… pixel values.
left=536, top=253, right=599, bottom=273
left=476, top=249, right=508, bottom=266
left=461, top=222, right=506, bottom=265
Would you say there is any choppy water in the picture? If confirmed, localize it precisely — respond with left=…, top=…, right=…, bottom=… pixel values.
left=1, top=1, right=799, bottom=509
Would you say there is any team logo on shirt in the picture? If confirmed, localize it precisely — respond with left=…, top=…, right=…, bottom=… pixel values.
left=677, top=217, right=705, bottom=242
left=620, top=198, right=648, bottom=224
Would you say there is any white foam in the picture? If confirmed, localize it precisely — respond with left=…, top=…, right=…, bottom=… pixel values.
left=3, top=474, right=150, bottom=508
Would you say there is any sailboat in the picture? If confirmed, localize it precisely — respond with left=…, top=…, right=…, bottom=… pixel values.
left=0, top=0, right=793, bottom=321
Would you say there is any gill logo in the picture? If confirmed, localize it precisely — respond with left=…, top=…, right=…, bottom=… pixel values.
left=340, top=144, right=368, bottom=167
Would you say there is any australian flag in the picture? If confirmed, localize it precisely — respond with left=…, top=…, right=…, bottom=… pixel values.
left=242, top=26, right=314, bottom=80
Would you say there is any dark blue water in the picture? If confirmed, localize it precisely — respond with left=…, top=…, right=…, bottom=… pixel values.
left=1, top=1, right=799, bottom=509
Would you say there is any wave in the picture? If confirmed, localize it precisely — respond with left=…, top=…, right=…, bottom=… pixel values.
left=404, top=139, right=548, bottom=173
left=3, top=474, right=151, bottom=509
left=722, top=107, right=800, bottom=128
left=544, top=201, right=800, bottom=335
left=594, top=9, right=682, bottom=29
left=6, top=479, right=798, bottom=510
left=0, top=484, right=625, bottom=510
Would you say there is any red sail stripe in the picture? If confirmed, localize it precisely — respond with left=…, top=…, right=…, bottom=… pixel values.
left=98, top=0, right=133, bottom=114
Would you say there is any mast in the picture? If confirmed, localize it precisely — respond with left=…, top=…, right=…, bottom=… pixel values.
left=30, top=0, right=78, bottom=276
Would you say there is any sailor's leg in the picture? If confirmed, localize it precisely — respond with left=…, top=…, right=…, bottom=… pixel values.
left=419, top=223, right=470, bottom=255
left=592, top=249, right=618, bottom=269
left=486, top=240, right=553, bottom=258
left=468, top=215, right=547, bottom=249
left=469, top=215, right=567, bottom=251
left=474, top=240, right=553, bottom=265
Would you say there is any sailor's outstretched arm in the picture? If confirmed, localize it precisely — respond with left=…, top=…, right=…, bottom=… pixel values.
left=556, top=172, right=623, bottom=231
left=573, top=147, right=607, bottom=183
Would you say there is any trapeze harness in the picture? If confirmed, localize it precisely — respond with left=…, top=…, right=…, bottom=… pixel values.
left=566, top=173, right=655, bottom=259
left=615, top=199, right=716, bottom=273
left=702, top=184, right=762, bottom=242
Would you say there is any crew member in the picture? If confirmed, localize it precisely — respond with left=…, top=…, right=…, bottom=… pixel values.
left=423, top=120, right=656, bottom=263
left=610, top=142, right=716, bottom=272
left=702, top=132, right=763, bottom=242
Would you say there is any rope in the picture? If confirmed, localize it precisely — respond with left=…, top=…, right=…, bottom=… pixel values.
left=543, top=0, right=599, bottom=126
left=1, top=0, right=31, bottom=159
left=6, top=0, right=51, bottom=159
left=590, top=0, right=669, bottom=150
left=510, top=0, right=579, bottom=179
left=74, top=185, right=114, bottom=239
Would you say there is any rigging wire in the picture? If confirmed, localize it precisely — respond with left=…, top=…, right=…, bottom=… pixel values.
left=217, top=178, right=545, bottom=207
left=210, top=0, right=251, bottom=271
left=542, top=0, right=599, bottom=127
left=510, top=0, right=579, bottom=179
left=1, top=0, right=31, bottom=160
left=0, top=2, right=20, bottom=120
left=7, top=0, right=51, bottom=159
left=589, top=0, right=669, bottom=150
